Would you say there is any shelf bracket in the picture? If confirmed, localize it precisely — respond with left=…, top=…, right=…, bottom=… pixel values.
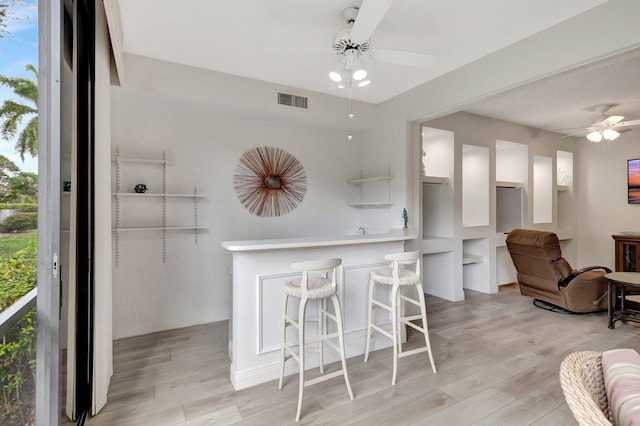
left=115, top=147, right=122, bottom=267
left=194, top=186, right=199, bottom=244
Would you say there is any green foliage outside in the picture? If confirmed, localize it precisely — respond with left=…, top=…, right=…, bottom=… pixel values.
left=0, top=3, right=39, bottom=424
left=1, top=212, right=36, bottom=233
left=0, top=64, right=38, bottom=161
left=0, top=155, right=37, bottom=204
left=0, top=1, right=26, bottom=42
left=0, top=2, right=8, bottom=39
left=0, top=240, right=37, bottom=425
left=0, top=203, right=36, bottom=212
left=0, top=229, right=35, bottom=258
left=0, top=198, right=37, bottom=425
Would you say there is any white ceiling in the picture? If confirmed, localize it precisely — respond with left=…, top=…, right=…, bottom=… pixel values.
left=465, top=51, right=640, bottom=136
left=113, top=0, right=640, bottom=136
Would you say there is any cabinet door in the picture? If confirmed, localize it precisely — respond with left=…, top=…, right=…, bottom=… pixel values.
left=618, top=242, right=640, bottom=272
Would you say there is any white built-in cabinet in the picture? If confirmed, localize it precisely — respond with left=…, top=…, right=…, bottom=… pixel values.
left=113, top=147, right=206, bottom=265
left=419, top=124, right=574, bottom=302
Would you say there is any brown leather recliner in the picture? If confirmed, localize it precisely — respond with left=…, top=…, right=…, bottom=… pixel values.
left=506, top=229, right=611, bottom=313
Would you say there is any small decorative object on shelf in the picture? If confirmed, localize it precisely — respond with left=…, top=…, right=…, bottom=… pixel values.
left=403, top=208, right=408, bottom=230
left=422, top=150, right=427, bottom=176
left=63, top=181, right=71, bottom=192
left=134, top=183, right=148, bottom=193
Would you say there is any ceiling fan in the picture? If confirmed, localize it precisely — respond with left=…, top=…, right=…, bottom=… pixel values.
left=327, top=0, right=437, bottom=88
left=558, top=104, right=640, bottom=142
left=267, top=0, right=437, bottom=89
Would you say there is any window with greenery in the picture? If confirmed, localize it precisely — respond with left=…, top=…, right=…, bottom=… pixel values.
left=0, top=0, right=39, bottom=424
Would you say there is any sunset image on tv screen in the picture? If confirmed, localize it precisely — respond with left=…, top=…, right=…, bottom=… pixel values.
left=629, top=159, right=640, bottom=204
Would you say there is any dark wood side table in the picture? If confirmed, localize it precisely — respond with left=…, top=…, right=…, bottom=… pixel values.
left=612, top=234, right=640, bottom=272
left=606, top=272, right=640, bottom=329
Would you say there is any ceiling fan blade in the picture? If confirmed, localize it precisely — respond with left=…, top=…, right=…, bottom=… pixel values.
left=602, top=115, right=624, bottom=126
left=560, top=132, right=585, bottom=138
left=615, top=119, right=640, bottom=128
left=349, top=0, right=393, bottom=45
left=550, top=126, right=591, bottom=132
left=369, top=48, right=437, bottom=68
left=262, top=45, right=333, bottom=55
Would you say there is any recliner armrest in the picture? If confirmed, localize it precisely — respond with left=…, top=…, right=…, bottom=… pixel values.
left=557, top=266, right=612, bottom=289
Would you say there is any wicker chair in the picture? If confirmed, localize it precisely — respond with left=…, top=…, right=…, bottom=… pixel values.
left=559, top=351, right=613, bottom=426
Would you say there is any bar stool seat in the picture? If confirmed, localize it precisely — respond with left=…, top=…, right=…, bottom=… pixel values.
left=364, top=250, right=437, bottom=385
left=369, top=267, right=421, bottom=285
left=278, top=258, right=354, bottom=422
left=283, top=276, right=337, bottom=299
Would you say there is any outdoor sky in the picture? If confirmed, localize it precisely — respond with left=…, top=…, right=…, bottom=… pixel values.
left=0, top=0, right=38, bottom=173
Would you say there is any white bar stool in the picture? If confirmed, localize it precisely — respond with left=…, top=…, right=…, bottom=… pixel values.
left=363, top=250, right=437, bottom=385
left=278, top=258, right=354, bottom=422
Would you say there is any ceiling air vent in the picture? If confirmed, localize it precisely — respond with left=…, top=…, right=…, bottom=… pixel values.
left=278, top=92, right=308, bottom=109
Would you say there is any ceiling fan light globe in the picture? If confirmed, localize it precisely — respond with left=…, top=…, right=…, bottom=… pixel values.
left=587, top=130, right=603, bottom=142
left=329, top=71, right=343, bottom=82
left=603, top=128, right=620, bottom=141
left=351, top=56, right=367, bottom=80
left=329, top=60, right=347, bottom=82
left=352, top=69, right=367, bottom=80
left=357, top=79, right=371, bottom=87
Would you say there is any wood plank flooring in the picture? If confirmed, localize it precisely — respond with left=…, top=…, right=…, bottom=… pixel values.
left=73, top=286, right=640, bottom=425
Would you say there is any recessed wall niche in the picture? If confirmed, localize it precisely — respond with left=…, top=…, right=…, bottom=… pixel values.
left=463, top=238, right=490, bottom=293
left=421, top=127, right=454, bottom=238
left=533, top=155, right=553, bottom=224
left=462, top=144, right=489, bottom=227
left=496, top=140, right=528, bottom=233
left=557, top=150, right=574, bottom=235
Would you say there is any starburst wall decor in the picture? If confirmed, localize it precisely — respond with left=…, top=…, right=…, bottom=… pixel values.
left=233, top=146, right=307, bottom=217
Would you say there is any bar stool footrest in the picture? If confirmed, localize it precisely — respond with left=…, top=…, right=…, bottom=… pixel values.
left=399, top=295, right=421, bottom=307
left=398, top=346, right=429, bottom=358
left=370, top=324, right=394, bottom=339
left=304, top=369, right=347, bottom=387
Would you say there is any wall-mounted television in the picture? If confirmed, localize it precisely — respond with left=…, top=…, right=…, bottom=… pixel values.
left=628, top=159, right=640, bottom=204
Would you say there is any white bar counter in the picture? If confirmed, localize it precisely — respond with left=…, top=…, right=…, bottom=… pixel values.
left=221, top=229, right=417, bottom=251
left=221, top=229, right=416, bottom=390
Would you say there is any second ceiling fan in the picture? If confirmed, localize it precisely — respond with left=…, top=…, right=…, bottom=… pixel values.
left=558, top=104, right=640, bottom=142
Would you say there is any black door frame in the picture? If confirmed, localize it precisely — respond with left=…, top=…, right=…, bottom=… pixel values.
left=74, top=0, right=96, bottom=420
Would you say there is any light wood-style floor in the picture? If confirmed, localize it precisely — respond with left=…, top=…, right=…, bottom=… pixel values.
left=74, top=286, right=640, bottom=425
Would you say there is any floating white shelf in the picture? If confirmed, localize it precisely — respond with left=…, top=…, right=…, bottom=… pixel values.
left=348, top=202, right=394, bottom=208
left=116, top=157, right=175, bottom=166
left=113, top=192, right=206, bottom=198
left=113, top=226, right=207, bottom=232
left=347, top=175, right=393, bottom=184
left=496, top=181, right=524, bottom=188
left=557, top=185, right=569, bottom=192
left=462, top=253, right=484, bottom=265
left=422, top=176, right=450, bottom=185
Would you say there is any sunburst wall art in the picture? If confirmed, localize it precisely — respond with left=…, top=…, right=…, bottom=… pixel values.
left=233, top=146, right=307, bottom=217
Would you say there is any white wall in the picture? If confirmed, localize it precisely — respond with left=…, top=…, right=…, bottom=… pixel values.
left=576, top=132, right=640, bottom=269
left=111, top=56, right=379, bottom=339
